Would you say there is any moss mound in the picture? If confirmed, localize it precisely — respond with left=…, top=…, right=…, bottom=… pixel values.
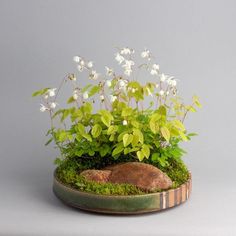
left=56, top=156, right=190, bottom=195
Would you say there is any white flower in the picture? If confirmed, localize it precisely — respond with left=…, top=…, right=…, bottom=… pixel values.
left=73, top=93, right=79, bottom=100
left=131, top=88, right=136, bottom=93
left=155, top=83, right=159, bottom=88
left=123, top=120, right=128, bottom=125
left=49, top=102, right=57, bottom=109
left=87, top=61, right=93, bottom=69
left=168, top=78, right=177, bottom=87
left=105, top=67, right=114, bottom=76
left=73, top=56, right=81, bottom=63
left=159, top=90, right=165, bottom=96
left=109, top=95, right=117, bottom=103
left=40, top=104, right=48, bottom=112
left=100, top=95, right=105, bottom=101
left=115, top=53, right=125, bottom=64
left=89, top=70, right=99, bottom=80
left=77, top=60, right=85, bottom=72
left=141, top=49, right=150, bottom=58
left=48, top=88, right=57, bottom=97
left=80, top=60, right=85, bottom=66
left=152, top=64, right=159, bottom=70
left=123, top=60, right=134, bottom=68
left=124, top=68, right=132, bottom=76
left=106, top=80, right=112, bottom=87
left=150, top=69, right=158, bottom=75
left=77, top=65, right=84, bottom=72
left=150, top=64, right=159, bottom=75
left=119, top=79, right=127, bottom=88
left=44, top=94, right=49, bottom=99
left=166, top=91, right=170, bottom=95
left=83, top=91, right=89, bottom=99
left=160, top=73, right=167, bottom=82
left=120, top=47, right=133, bottom=55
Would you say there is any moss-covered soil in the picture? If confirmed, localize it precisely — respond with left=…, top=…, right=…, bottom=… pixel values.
left=56, top=157, right=190, bottom=195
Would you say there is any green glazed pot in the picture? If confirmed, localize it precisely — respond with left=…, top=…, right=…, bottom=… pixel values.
left=53, top=170, right=192, bottom=214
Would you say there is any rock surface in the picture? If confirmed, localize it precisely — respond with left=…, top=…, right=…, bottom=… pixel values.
left=80, top=162, right=172, bottom=191
left=80, top=169, right=111, bottom=183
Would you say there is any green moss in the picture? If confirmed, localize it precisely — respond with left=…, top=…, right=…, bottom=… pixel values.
left=56, top=157, right=190, bottom=195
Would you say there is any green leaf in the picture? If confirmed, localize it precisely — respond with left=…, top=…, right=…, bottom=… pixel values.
left=91, top=124, right=102, bottom=138
left=112, top=144, right=124, bottom=157
left=82, top=133, right=92, bottom=142
left=173, top=120, right=185, bottom=131
left=45, top=137, right=53, bottom=146
left=141, top=144, right=150, bottom=158
left=121, top=107, right=133, bottom=117
left=158, top=105, right=167, bottom=116
left=77, top=123, right=85, bottom=134
left=131, top=134, right=139, bottom=147
left=151, top=153, right=160, bottom=162
left=149, top=119, right=159, bottom=134
left=160, top=126, right=170, bottom=142
left=186, top=105, right=196, bottom=112
left=137, top=151, right=144, bottom=161
left=67, top=96, right=76, bottom=104
left=107, top=125, right=118, bottom=135
left=99, top=110, right=113, bottom=127
left=109, top=134, right=115, bottom=141
left=61, top=109, right=70, bottom=122
left=133, top=129, right=144, bottom=144
left=32, top=88, right=49, bottom=97
left=89, top=85, right=101, bottom=97
left=193, top=95, right=202, bottom=108
left=179, top=131, right=188, bottom=141
left=131, top=120, right=140, bottom=128
left=123, top=134, right=133, bottom=147
left=81, top=84, right=92, bottom=93
left=99, top=145, right=110, bottom=157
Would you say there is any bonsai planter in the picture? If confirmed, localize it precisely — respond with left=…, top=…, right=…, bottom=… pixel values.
left=53, top=170, right=192, bottom=214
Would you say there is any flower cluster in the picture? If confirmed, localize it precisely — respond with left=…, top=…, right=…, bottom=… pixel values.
left=32, top=46, right=201, bottom=165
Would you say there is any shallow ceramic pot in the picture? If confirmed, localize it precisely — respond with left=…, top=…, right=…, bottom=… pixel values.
left=53, top=170, right=192, bottom=214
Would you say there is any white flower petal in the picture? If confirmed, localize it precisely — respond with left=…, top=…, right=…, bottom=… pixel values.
left=73, top=94, right=79, bottom=100
left=87, top=61, right=93, bottom=69
left=105, top=66, right=114, bottom=76
left=123, top=120, right=128, bottom=125
left=50, top=102, right=57, bottom=109
left=48, top=88, right=57, bottom=97
left=73, top=56, right=81, bottom=63
left=40, top=104, right=47, bottom=112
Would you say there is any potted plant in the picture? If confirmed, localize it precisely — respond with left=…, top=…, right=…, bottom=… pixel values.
left=32, top=47, right=201, bottom=214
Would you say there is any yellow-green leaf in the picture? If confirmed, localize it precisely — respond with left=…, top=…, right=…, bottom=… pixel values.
left=141, top=144, right=150, bottom=158
left=137, top=151, right=144, bottom=161
left=173, top=120, right=185, bottom=131
left=133, top=129, right=144, bottom=144
left=107, top=125, right=118, bottom=135
left=160, top=126, right=170, bottom=142
left=123, top=134, right=133, bottom=147
left=91, top=124, right=102, bottom=138
left=150, top=119, right=159, bottom=134
left=179, top=131, right=188, bottom=141
left=121, top=107, right=133, bottom=117
left=112, top=145, right=124, bottom=156
left=193, top=95, right=202, bottom=108
left=82, top=133, right=92, bottom=142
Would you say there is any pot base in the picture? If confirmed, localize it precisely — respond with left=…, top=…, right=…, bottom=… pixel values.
left=53, top=171, right=192, bottom=215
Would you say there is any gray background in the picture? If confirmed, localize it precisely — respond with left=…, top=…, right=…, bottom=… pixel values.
left=0, top=0, right=236, bottom=235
